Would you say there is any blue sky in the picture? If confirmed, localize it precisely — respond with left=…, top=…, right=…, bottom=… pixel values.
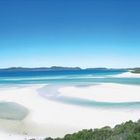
left=0, top=0, right=140, bottom=68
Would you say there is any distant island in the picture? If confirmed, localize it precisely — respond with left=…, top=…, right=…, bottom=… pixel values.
left=0, top=66, right=81, bottom=71
left=0, top=66, right=131, bottom=72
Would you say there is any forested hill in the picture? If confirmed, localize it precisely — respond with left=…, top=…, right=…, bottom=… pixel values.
left=44, top=120, right=140, bottom=140
left=131, top=68, right=140, bottom=73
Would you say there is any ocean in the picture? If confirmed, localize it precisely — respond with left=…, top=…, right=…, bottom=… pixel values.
left=0, top=69, right=140, bottom=85
left=0, top=69, right=140, bottom=109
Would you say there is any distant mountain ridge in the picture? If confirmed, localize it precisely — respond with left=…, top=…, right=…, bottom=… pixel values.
left=0, top=67, right=82, bottom=71
left=0, top=66, right=130, bottom=72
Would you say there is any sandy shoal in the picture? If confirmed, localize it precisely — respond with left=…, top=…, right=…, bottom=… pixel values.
left=0, top=84, right=139, bottom=139
left=113, top=71, right=140, bottom=78
left=59, top=83, right=140, bottom=103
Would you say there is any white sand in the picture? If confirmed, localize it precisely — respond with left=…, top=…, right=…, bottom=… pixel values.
left=0, top=84, right=140, bottom=139
left=113, top=71, right=140, bottom=78
left=59, top=83, right=140, bottom=103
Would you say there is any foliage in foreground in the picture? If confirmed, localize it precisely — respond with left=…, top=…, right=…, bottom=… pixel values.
left=45, top=120, right=140, bottom=140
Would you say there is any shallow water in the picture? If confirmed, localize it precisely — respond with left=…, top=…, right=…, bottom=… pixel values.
left=39, top=85, right=140, bottom=110
left=0, top=69, right=140, bottom=110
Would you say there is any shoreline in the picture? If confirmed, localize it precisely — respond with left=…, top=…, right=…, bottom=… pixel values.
left=0, top=83, right=139, bottom=139
left=114, top=71, right=140, bottom=78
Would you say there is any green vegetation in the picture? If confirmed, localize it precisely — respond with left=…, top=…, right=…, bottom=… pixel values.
left=45, top=120, right=140, bottom=140
left=131, top=68, right=140, bottom=73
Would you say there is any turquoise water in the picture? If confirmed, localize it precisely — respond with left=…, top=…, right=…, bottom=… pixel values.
left=0, top=69, right=140, bottom=109
left=0, top=69, right=140, bottom=85
left=38, top=85, right=140, bottom=110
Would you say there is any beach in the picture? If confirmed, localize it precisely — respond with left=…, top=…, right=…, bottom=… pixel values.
left=0, top=80, right=140, bottom=139
left=58, top=83, right=140, bottom=103
left=113, top=71, right=140, bottom=78
left=1, top=0, right=140, bottom=138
